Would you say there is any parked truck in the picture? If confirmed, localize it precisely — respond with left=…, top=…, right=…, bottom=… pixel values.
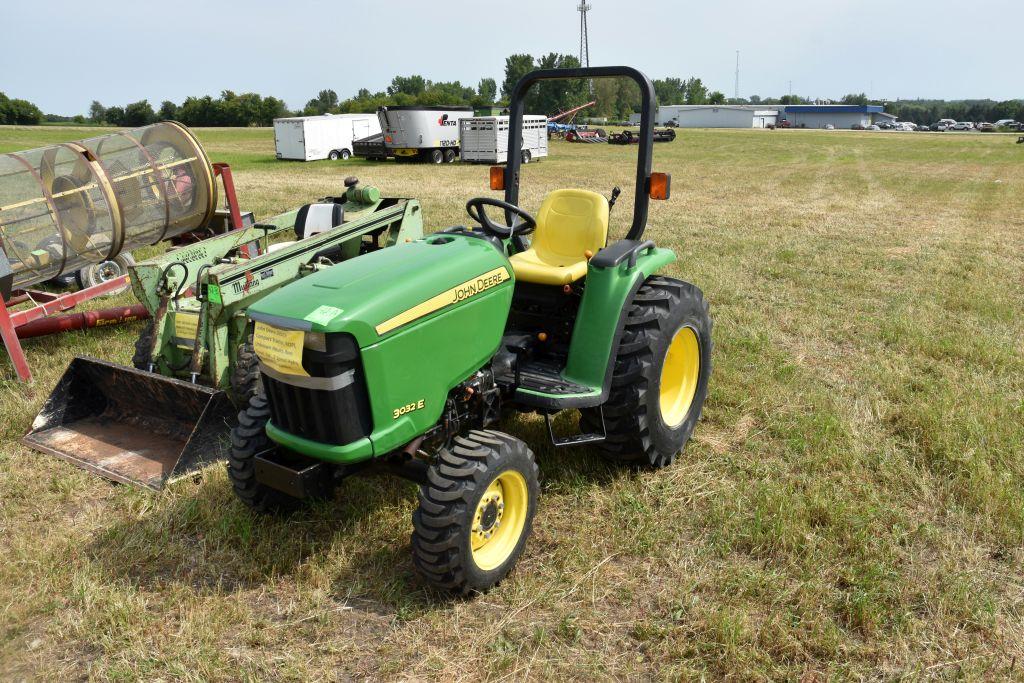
left=274, top=114, right=381, bottom=161
left=459, top=115, right=549, bottom=164
left=378, top=105, right=474, bottom=163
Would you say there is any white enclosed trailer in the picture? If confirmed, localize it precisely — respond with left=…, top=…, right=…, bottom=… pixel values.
left=459, top=115, right=549, bottom=164
left=274, top=114, right=381, bottom=161
left=378, top=106, right=474, bottom=163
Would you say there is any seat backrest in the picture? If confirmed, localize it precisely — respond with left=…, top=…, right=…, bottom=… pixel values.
left=532, top=189, right=609, bottom=260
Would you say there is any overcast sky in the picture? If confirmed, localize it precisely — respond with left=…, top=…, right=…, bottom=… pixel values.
left=1, top=0, right=1017, bottom=115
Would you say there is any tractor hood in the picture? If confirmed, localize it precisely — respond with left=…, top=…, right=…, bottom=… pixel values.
left=247, top=233, right=513, bottom=347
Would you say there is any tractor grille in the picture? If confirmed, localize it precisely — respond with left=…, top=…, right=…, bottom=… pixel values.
left=262, top=334, right=373, bottom=447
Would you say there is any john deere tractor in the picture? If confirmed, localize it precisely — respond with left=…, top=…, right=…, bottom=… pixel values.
left=230, top=67, right=713, bottom=593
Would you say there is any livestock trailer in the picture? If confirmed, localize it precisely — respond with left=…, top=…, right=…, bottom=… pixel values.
left=459, top=115, right=549, bottom=164
left=274, top=114, right=381, bottom=161
left=378, top=105, right=474, bottom=163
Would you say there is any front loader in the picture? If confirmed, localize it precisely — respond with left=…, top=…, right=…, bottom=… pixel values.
left=231, top=66, right=714, bottom=594
left=23, top=180, right=422, bottom=489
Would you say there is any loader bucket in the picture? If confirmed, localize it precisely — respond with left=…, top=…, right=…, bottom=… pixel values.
left=22, top=357, right=237, bottom=490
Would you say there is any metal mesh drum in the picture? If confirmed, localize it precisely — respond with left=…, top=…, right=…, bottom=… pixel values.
left=0, top=122, right=216, bottom=290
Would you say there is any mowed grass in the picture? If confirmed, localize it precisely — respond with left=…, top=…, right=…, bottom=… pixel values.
left=1, top=124, right=1023, bottom=680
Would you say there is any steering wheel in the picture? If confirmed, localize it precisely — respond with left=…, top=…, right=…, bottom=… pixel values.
left=465, top=197, right=537, bottom=239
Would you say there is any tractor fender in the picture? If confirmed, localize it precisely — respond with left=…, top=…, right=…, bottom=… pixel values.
left=559, top=242, right=677, bottom=406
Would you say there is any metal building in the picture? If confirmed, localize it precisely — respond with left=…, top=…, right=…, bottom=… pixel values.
left=782, top=105, right=895, bottom=129
left=656, top=105, right=779, bottom=128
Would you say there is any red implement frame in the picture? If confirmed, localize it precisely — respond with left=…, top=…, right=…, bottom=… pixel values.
left=1, top=163, right=243, bottom=383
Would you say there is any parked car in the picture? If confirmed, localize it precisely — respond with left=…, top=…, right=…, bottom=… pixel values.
left=823, top=124, right=835, bottom=130
left=851, top=123, right=866, bottom=130
left=951, top=121, right=974, bottom=131
left=975, top=122, right=996, bottom=132
left=994, top=119, right=1020, bottom=130
left=877, top=121, right=896, bottom=130
left=867, top=124, right=881, bottom=130
left=778, top=119, right=792, bottom=128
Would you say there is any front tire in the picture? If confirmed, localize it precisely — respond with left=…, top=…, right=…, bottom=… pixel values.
left=230, top=337, right=262, bottom=406
left=131, top=319, right=155, bottom=370
left=582, top=276, right=712, bottom=468
left=228, top=394, right=304, bottom=513
left=340, top=148, right=351, bottom=160
left=411, top=430, right=539, bottom=594
left=328, top=150, right=341, bottom=161
left=428, top=149, right=444, bottom=164
left=443, top=148, right=457, bottom=163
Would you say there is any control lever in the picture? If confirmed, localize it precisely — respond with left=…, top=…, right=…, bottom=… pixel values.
left=608, top=186, right=622, bottom=212
left=253, top=223, right=276, bottom=254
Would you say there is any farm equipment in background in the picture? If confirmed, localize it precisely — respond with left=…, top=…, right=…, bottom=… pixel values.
left=226, top=66, right=712, bottom=595
left=23, top=179, right=423, bottom=490
left=609, top=128, right=677, bottom=145
left=546, top=100, right=597, bottom=140
left=564, top=128, right=607, bottom=143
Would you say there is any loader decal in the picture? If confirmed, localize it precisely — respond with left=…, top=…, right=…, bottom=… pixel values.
left=374, top=267, right=511, bottom=336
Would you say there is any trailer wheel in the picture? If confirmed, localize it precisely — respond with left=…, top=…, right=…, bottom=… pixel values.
left=581, top=276, right=712, bottom=468
left=228, top=394, right=304, bottom=513
left=521, top=149, right=532, bottom=164
left=76, top=253, right=135, bottom=296
left=429, top=149, right=444, bottom=164
left=328, top=150, right=341, bottom=161
left=230, top=337, right=262, bottom=406
left=411, top=430, right=539, bottom=594
left=340, top=149, right=351, bottom=160
left=443, top=149, right=457, bottom=163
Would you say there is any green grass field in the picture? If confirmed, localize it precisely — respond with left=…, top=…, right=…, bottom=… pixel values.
left=1, top=125, right=1022, bottom=680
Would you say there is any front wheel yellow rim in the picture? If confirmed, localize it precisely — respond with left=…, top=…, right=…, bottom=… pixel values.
left=470, top=470, right=528, bottom=571
left=659, top=326, right=701, bottom=428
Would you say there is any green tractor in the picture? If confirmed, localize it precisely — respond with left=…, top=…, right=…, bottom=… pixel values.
left=232, top=67, right=713, bottom=593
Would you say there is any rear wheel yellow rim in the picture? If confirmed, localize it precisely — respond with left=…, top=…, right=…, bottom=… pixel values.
left=659, top=326, right=701, bottom=427
left=471, top=470, right=528, bottom=571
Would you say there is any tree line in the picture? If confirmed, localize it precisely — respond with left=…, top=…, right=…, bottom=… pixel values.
left=3, top=56, right=1022, bottom=127
left=0, top=92, right=44, bottom=125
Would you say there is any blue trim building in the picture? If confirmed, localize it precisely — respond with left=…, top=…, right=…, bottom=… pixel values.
left=782, top=105, right=895, bottom=129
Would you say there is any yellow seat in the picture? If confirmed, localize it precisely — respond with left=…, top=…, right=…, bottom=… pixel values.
left=509, top=189, right=609, bottom=286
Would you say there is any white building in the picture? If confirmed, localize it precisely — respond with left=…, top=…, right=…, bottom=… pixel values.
left=656, top=105, right=779, bottom=128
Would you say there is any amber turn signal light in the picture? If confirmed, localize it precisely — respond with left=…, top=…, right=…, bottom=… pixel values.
left=649, top=172, right=671, bottom=200
left=489, top=166, right=505, bottom=191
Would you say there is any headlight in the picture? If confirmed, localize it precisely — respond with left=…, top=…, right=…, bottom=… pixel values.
left=303, top=331, right=326, bottom=352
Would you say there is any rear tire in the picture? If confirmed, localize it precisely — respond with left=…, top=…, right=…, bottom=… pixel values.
left=328, top=150, right=341, bottom=161
left=411, top=430, right=539, bottom=594
left=340, top=149, right=351, bottom=160
left=443, top=149, right=457, bottom=163
left=228, top=394, right=303, bottom=513
left=429, top=149, right=444, bottom=164
left=230, top=337, right=262, bottom=406
left=522, top=149, right=532, bottom=164
left=581, top=276, right=712, bottom=468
